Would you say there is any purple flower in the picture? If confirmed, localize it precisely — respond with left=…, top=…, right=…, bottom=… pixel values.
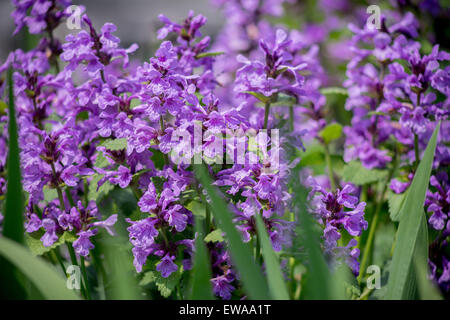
left=41, top=218, right=58, bottom=247
left=211, top=275, right=235, bottom=300
left=73, top=229, right=96, bottom=257
left=156, top=254, right=178, bottom=278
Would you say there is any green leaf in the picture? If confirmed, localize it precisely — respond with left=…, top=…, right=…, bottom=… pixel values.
left=3, top=67, right=24, bottom=243
left=185, top=200, right=206, bottom=218
left=319, top=123, right=343, bottom=144
left=102, top=138, right=127, bottom=150
left=194, top=165, right=270, bottom=300
left=386, top=122, right=440, bottom=300
left=243, top=91, right=271, bottom=104
left=320, top=87, right=348, bottom=96
left=142, top=268, right=182, bottom=298
left=0, top=100, right=7, bottom=115
left=43, top=185, right=58, bottom=202
left=204, top=229, right=224, bottom=243
left=0, top=237, right=81, bottom=299
left=290, top=168, right=332, bottom=299
left=94, top=152, right=110, bottom=168
left=88, top=174, right=115, bottom=201
left=25, top=231, right=77, bottom=256
left=387, top=189, right=408, bottom=222
left=195, top=51, right=224, bottom=59
left=129, top=98, right=142, bottom=109
left=190, top=216, right=214, bottom=299
left=342, top=161, right=388, bottom=185
left=254, top=213, right=289, bottom=299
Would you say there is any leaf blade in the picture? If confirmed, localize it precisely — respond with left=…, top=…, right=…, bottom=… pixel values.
left=385, top=122, right=440, bottom=299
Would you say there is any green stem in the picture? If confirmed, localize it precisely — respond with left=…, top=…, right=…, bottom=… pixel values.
left=414, top=133, right=420, bottom=169
left=263, top=102, right=270, bottom=130
left=51, top=162, right=66, bottom=212
left=80, top=256, right=92, bottom=300
left=67, top=243, right=88, bottom=299
left=357, top=161, right=396, bottom=284
left=323, top=144, right=336, bottom=192
left=289, top=105, right=294, bottom=132
left=52, top=249, right=66, bottom=276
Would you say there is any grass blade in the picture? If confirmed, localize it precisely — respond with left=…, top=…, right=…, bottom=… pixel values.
left=189, top=216, right=214, bottom=299
left=194, top=165, right=270, bottom=300
left=0, top=237, right=80, bottom=299
left=386, top=122, right=440, bottom=299
left=3, top=67, right=24, bottom=243
left=254, top=213, right=290, bottom=299
left=290, top=167, right=332, bottom=299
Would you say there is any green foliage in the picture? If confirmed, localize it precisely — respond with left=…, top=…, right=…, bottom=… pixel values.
left=387, top=189, right=408, bottom=222
left=0, top=237, right=80, bottom=299
left=3, top=67, right=24, bottom=244
left=140, top=268, right=183, bottom=298
left=25, top=231, right=76, bottom=256
left=88, top=174, right=115, bottom=201
left=185, top=200, right=206, bottom=218
left=243, top=91, right=271, bottom=104
left=204, top=229, right=224, bottom=243
left=342, top=161, right=388, bottom=185
left=386, top=123, right=440, bottom=300
left=195, top=51, right=224, bottom=59
left=101, top=138, right=128, bottom=150
left=319, top=123, right=343, bottom=145
left=194, top=165, right=271, bottom=300
left=320, top=87, right=348, bottom=96
left=254, top=213, right=290, bottom=299
left=290, top=167, right=332, bottom=299
left=190, top=216, right=214, bottom=299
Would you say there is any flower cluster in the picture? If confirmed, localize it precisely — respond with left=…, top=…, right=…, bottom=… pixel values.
left=1, top=0, right=448, bottom=301
left=306, top=176, right=367, bottom=275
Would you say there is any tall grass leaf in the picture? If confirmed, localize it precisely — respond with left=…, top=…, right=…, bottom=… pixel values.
left=99, top=217, right=142, bottom=300
left=3, top=67, right=24, bottom=243
left=0, top=237, right=80, bottom=299
left=194, top=165, right=270, bottom=300
left=254, top=213, right=289, bottom=299
left=0, top=67, right=27, bottom=299
left=189, top=216, right=214, bottom=299
left=385, top=122, right=440, bottom=299
left=290, top=167, right=332, bottom=299
left=413, top=214, right=442, bottom=300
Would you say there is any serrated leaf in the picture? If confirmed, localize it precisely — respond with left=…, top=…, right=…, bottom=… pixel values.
left=320, top=87, right=348, bottom=96
left=94, top=152, right=110, bottom=168
left=386, top=122, right=440, bottom=300
left=195, top=51, right=224, bottom=59
left=342, top=161, right=388, bottom=185
left=387, top=189, right=408, bottom=222
left=319, top=123, right=342, bottom=144
left=143, top=268, right=182, bottom=298
left=204, top=229, right=224, bottom=243
left=88, top=174, right=115, bottom=201
left=26, top=231, right=77, bottom=256
left=102, top=138, right=127, bottom=151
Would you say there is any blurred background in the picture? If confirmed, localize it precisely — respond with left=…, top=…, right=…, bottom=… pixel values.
left=0, top=0, right=225, bottom=61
